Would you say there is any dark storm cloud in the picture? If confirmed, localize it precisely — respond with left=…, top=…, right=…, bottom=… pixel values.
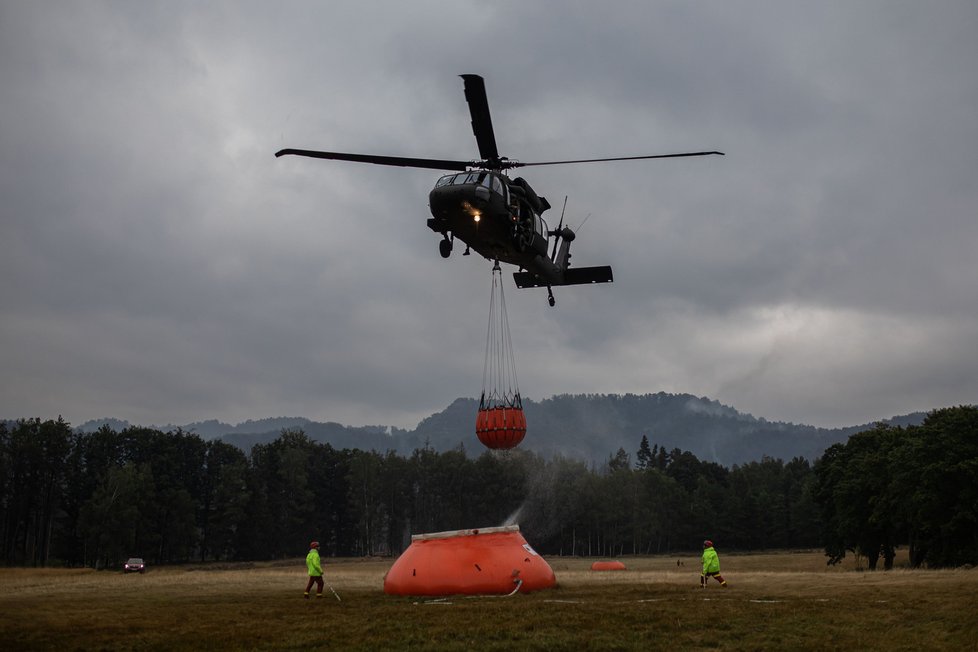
left=2, top=1, right=976, bottom=430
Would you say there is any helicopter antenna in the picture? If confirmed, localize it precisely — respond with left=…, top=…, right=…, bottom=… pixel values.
left=575, top=213, right=592, bottom=234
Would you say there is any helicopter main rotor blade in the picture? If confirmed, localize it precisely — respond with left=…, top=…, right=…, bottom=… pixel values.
left=275, top=148, right=472, bottom=171
left=513, top=150, right=725, bottom=168
left=460, top=74, right=500, bottom=163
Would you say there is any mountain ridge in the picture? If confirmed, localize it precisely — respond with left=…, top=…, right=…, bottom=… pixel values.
left=72, top=392, right=934, bottom=466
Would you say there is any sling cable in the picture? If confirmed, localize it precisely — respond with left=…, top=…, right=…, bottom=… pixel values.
left=476, top=261, right=527, bottom=450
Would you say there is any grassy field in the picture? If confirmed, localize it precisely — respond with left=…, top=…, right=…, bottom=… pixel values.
left=1, top=550, right=974, bottom=651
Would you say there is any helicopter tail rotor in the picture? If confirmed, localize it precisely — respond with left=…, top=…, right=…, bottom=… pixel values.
left=549, top=196, right=568, bottom=263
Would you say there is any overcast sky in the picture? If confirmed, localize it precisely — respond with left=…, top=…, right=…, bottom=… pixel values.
left=2, top=1, right=976, bottom=431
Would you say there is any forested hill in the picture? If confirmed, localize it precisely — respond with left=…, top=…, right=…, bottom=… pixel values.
left=403, top=394, right=927, bottom=465
left=76, top=393, right=928, bottom=465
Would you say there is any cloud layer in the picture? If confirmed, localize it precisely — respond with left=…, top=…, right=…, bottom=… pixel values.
left=3, top=1, right=976, bottom=429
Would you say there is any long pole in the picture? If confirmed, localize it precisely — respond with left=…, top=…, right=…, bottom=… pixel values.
left=327, top=583, right=341, bottom=602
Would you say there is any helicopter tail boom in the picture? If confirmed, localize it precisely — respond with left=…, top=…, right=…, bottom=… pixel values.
left=513, top=265, right=613, bottom=288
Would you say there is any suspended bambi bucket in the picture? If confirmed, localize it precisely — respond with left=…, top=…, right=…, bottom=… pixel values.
left=476, top=262, right=526, bottom=450
left=476, top=405, right=527, bottom=449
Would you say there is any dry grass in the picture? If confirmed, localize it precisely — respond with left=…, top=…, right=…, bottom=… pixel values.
left=1, top=551, right=975, bottom=651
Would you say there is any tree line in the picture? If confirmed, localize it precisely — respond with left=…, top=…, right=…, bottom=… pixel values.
left=813, top=406, right=978, bottom=570
left=1, top=406, right=974, bottom=569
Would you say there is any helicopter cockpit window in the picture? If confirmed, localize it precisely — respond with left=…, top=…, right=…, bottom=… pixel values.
left=437, top=172, right=502, bottom=193
left=491, top=175, right=505, bottom=196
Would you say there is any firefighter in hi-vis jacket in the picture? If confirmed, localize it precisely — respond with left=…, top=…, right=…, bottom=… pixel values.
left=701, top=540, right=728, bottom=588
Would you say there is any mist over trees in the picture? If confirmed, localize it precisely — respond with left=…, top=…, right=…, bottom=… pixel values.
left=1, top=406, right=975, bottom=569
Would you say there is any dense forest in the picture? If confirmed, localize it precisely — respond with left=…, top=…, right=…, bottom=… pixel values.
left=1, top=406, right=975, bottom=569
left=814, top=406, right=978, bottom=570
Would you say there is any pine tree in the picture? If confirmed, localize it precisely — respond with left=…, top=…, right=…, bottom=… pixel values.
left=636, top=435, right=653, bottom=470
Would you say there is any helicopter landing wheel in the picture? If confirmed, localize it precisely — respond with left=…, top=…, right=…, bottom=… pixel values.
left=547, top=287, right=556, bottom=307
left=439, top=237, right=453, bottom=258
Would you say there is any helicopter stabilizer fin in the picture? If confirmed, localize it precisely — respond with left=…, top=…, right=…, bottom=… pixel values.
left=513, top=266, right=613, bottom=288
left=563, top=266, right=614, bottom=285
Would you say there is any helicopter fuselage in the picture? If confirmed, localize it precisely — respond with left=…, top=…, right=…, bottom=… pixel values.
left=276, top=73, right=722, bottom=304
left=427, top=170, right=552, bottom=268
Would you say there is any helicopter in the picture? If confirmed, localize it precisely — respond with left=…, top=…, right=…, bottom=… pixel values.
left=276, top=74, right=723, bottom=306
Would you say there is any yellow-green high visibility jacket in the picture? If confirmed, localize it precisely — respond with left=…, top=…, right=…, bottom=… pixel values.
left=702, top=546, right=720, bottom=575
left=306, top=548, right=323, bottom=577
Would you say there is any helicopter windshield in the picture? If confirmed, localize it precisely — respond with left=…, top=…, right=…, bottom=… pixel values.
left=435, top=172, right=496, bottom=189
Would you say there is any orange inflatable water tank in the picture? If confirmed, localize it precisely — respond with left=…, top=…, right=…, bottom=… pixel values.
left=383, top=525, right=556, bottom=596
left=476, top=406, right=526, bottom=449
left=591, top=560, right=627, bottom=571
